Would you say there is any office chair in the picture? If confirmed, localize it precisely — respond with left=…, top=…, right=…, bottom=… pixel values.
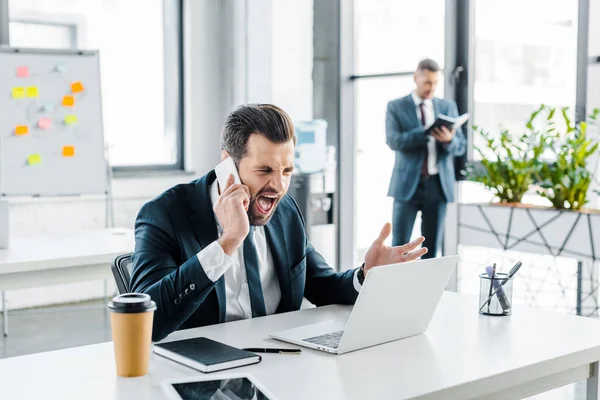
left=111, top=253, right=134, bottom=294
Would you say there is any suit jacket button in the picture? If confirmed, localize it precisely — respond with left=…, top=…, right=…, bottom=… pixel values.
left=175, top=299, right=181, bottom=305
left=179, top=293, right=184, bottom=300
left=190, top=284, right=195, bottom=291
left=185, top=288, right=191, bottom=295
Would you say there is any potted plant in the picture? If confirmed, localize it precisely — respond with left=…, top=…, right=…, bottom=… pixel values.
left=468, top=117, right=546, bottom=204
left=529, top=106, right=600, bottom=211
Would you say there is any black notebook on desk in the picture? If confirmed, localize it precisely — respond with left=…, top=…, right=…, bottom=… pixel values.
left=154, top=337, right=261, bottom=373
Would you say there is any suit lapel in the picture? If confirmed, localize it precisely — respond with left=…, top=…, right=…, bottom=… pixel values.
left=264, top=210, right=292, bottom=313
left=432, top=98, right=441, bottom=118
left=190, top=171, right=226, bottom=323
left=405, top=95, right=421, bottom=127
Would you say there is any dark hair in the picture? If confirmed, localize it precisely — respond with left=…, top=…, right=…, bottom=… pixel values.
left=416, top=59, right=440, bottom=73
left=220, top=104, right=296, bottom=163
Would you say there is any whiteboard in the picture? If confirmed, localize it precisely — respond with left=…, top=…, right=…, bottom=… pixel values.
left=0, top=47, right=107, bottom=196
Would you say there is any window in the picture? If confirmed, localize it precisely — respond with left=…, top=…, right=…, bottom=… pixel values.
left=472, top=0, right=578, bottom=157
left=355, top=0, right=445, bottom=76
left=7, top=0, right=183, bottom=169
left=353, top=0, right=445, bottom=261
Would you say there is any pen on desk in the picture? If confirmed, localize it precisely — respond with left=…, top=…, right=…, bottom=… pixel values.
left=487, top=263, right=496, bottom=313
left=243, top=348, right=302, bottom=354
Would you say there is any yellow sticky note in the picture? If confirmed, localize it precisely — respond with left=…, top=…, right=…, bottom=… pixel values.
left=71, top=82, right=84, bottom=93
left=62, top=146, right=75, bottom=157
left=64, top=115, right=78, bottom=125
left=15, top=125, right=29, bottom=136
left=12, top=87, right=25, bottom=99
left=62, top=95, right=75, bottom=107
left=26, top=87, right=39, bottom=98
left=27, top=154, right=41, bottom=165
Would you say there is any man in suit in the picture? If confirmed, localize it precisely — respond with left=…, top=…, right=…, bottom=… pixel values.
left=386, top=59, right=466, bottom=259
left=132, top=104, right=428, bottom=341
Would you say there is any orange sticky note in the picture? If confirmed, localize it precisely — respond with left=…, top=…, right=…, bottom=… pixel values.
left=26, top=87, right=39, bottom=98
left=62, top=146, right=75, bottom=157
left=71, top=82, right=84, bottom=93
left=27, top=154, right=41, bottom=165
left=16, top=66, right=29, bottom=78
left=15, top=125, right=29, bottom=136
left=38, top=118, right=52, bottom=129
left=62, top=95, right=75, bottom=107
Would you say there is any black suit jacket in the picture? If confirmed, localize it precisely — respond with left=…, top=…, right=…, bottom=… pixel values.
left=131, top=171, right=358, bottom=341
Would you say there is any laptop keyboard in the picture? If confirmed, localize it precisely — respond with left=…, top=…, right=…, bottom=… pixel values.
left=303, top=330, right=344, bottom=349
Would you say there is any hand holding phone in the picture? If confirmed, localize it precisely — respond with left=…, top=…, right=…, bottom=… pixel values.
left=213, top=158, right=250, bottom=255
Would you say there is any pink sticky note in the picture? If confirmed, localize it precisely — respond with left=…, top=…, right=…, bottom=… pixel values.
left=38, top=118, right=52, bottom=129
left=16, top=66, right=30, bottom=78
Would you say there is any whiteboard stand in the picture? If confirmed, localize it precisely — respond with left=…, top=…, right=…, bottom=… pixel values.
left=104, top=143, right=114, bottom=230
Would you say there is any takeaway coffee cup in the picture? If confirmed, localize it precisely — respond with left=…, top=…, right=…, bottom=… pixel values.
left=108, top=293, right=157, bottom=377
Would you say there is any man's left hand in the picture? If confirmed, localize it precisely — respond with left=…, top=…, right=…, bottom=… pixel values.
left=432, top=126, right=455, bottom=144
left=363, top=223, right=428, bottom=276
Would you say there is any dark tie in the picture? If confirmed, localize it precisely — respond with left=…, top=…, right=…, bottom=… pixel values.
left=419, top=102, right=429, bottom=177
left=243, top=227, right=267, bottom=317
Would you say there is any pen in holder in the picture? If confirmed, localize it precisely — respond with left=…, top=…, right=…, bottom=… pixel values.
left=479, top=271, right=513, bottom=316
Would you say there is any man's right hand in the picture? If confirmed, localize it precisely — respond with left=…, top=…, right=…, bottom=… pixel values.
left=214, top=174, right=250, bottom=256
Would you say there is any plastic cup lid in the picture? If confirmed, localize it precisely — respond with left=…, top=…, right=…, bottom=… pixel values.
left=108, top=293, right=157, bottom=313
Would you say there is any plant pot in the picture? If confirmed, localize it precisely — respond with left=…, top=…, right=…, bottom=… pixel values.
left=458, top=202, right=600, bottom=261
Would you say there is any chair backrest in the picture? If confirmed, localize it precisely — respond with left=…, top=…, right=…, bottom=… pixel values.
left=111, top=253, right=134, bottom=294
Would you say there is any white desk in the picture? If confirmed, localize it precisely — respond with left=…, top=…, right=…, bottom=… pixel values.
left=0, top=228, right=134, bottom=335
left=2, top=292, right=600, bottom=399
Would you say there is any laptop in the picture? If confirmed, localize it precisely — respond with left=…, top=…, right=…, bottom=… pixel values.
left=269, top=255, right=457, bottom=355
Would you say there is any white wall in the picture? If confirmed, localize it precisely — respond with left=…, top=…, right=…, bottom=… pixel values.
left=2, top=0, right=314, bottom=311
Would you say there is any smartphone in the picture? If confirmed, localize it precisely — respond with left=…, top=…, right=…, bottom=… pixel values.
left=214, top=156, right=241, bottom=190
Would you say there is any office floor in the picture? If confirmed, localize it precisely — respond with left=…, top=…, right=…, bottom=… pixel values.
left=0, top=301, right=588, bottom=399
left=0, top=299, right=111, bottom=359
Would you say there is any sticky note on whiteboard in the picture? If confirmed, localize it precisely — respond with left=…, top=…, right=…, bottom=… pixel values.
left=64, top=115, right=78, bottom=125
left=71, top=82, right=84, bottom=93
left=15, top=125, right=29, bottom=136
left=38, top=118, right=52, bottom=129
left=62, top=95, right=75, bottom=107
left=12, top=87, right=25, bottom=98
left=16, top=66, right=29, bottom=78
left=26, top=87, right=39, bottom=98
left=62, top=146, right=75, bottom=157
left=27, top=154, right=41, bottom=165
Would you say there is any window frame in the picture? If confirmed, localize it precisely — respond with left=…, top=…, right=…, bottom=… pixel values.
left=0, top=0, right=185, bottom=173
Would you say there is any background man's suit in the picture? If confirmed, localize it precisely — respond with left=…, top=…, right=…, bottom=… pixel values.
left=131, top=171, right=358, bottom=341
left=386, top=94, right=467, bottom=258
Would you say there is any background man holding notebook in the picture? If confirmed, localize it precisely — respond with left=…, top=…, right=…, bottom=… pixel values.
left=385, top=59, right=467, bottom=258
left=131, top=104, right=427, bottom=341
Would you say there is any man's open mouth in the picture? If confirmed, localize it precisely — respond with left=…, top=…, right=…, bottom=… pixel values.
left=256, top=194, right=278, bottom=215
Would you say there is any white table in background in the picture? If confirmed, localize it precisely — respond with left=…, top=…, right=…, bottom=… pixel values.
left=0, top=228, right=134, bottom=336
left=2, top=292, right=600, bottom=399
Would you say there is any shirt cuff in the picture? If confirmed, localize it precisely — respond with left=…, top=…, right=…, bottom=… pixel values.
left=196, top=240, right=234, bottom=282
left=353, top=268, right=362, bottom=293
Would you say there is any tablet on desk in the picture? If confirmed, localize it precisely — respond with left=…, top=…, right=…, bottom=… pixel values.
left=161, top=373, right=279, bottom=400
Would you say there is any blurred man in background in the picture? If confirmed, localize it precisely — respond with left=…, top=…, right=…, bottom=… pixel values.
left=385, top=59, right=466, bottom=258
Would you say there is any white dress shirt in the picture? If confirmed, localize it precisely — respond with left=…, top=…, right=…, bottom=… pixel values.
left=196, top=182, right=362, bottom=322
left=411, top=91, right=438, bottom=175
left=197, top=182, right=281, bottom=322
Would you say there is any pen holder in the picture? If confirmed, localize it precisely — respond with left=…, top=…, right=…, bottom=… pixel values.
left=479, top=272, right=513, bottom=316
